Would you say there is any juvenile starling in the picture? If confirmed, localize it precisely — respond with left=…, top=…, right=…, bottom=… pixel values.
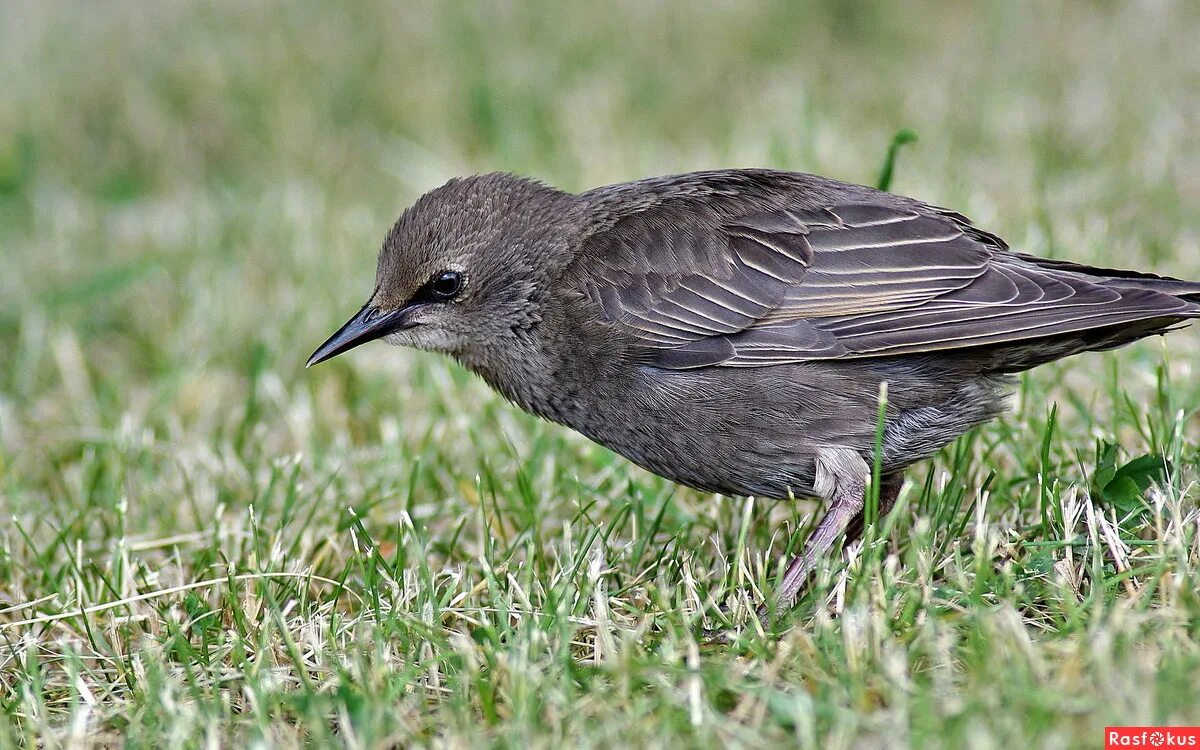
left=308, top=169, right=1200, bottom=615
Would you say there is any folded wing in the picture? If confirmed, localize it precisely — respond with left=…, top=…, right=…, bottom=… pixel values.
left=577, top=198, right=1196, bottom=369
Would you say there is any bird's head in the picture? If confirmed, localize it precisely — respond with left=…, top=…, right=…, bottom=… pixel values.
left=307, top=173, right=578, bottom=368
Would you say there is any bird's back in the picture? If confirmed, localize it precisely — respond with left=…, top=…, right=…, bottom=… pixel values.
left=519, top=169, right=1200, bottom=497
left=568, top=169, right=1200, bottom=374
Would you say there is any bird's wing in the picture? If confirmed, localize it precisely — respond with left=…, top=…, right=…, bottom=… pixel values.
left=577, top=200, right=1195, bottom=369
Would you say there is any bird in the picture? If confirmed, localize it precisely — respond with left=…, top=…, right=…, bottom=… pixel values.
left=308, top=168, right=1200, bottom=620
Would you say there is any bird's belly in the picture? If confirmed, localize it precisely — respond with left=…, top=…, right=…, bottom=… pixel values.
left=578, top=412, right=820, bottom=498
left=559, top=367, right=848, bottom=498
left=555, top=362, right=1012, bottom=500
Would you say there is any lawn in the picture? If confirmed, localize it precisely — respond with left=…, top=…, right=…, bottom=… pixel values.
left=2, top=1, right=1199, bottom=747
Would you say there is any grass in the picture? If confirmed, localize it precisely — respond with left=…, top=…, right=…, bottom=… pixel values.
left=2, top=0, right=1200, bottom=747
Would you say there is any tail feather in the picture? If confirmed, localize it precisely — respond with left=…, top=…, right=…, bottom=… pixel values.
left=1097, top=277, right=1200, bottom=299
left=966, top=253, right=1200, bottom=374
left=1016, top=252, right=1200, bottom=298
left=979, top=317, right=1190, bottom=374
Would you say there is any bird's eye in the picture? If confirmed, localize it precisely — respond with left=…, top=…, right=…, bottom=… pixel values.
left=430, top=270, right=463, bottom=300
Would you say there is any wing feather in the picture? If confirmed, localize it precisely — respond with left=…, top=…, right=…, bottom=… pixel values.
left=576, top=191, right=1196, bottom=370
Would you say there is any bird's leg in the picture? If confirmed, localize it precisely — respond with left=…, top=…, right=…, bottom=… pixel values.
left=843, top=471, right=904, bottom=549
left=707, top=459, right=901, bottom=641
left=764, top=451, right=905, bottom=619
left=767, top=448, right=867, bottom=614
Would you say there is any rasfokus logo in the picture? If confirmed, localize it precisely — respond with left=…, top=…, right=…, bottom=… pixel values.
left=1105, top=727, right=1200, bottom=748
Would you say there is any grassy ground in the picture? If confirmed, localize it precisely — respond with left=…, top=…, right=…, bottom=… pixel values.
left=2, top=1, right=1200, bottom=747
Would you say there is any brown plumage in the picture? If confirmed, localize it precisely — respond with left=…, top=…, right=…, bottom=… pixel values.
left=309, top=169, right=1200, bottom=619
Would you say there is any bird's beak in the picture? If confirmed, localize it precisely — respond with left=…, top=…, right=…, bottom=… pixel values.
left=306, top=304, right=414, bottom=367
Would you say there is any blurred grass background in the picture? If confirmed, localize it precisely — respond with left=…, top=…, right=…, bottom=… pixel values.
left=1, top=1, right=1199, bottom=747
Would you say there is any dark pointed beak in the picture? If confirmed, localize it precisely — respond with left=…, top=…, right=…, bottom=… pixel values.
left=306, top=304, right=413, bottom=367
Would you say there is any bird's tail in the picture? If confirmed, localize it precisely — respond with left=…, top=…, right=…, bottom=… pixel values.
left=1095, top=277, right=1200, bottom=300
left=1015, top=252, right=1200, bottom=299
left=972, top=253, right=1200, bottom=374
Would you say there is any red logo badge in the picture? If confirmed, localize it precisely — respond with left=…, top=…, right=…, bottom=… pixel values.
left=1105, top=727, right=1200, bottom=748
